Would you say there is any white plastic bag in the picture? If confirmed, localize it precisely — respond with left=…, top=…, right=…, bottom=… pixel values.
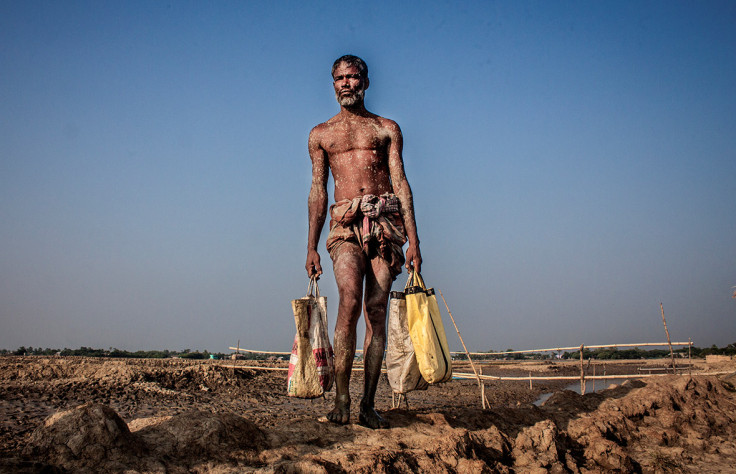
left=386, top=283, right=429, bottom=394
left=286, top=277, right=334, bottom=398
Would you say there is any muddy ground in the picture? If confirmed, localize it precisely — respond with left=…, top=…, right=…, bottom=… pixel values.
left=1, top=356, right=735, bottom=473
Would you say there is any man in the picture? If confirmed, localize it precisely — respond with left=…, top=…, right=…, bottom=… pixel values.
left=305, top=55, right=422, bottom=429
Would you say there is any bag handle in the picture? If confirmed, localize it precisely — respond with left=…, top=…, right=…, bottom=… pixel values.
left=413, top=271, right=427, bottom=290
left=405, top=270, right=427, bottom=290
left=306, top=276, right=321, bottom=297
left=404, top=271, right=414, bottom=290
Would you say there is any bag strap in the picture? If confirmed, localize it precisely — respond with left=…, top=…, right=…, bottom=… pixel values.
left=412, top=271, right=427, bottom=290
left=404, top=271, right=428, bottom=295
left=306, top=276, right=321, bottom=297
left=404, top=271, right=415, bottom=290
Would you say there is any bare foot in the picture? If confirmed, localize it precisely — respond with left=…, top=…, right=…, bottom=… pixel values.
left=326, top=398, right=350, bottom=425
left=358, top=403, right=389, bottom=429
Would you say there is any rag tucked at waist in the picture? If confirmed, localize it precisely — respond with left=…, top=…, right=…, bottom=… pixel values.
left=326, top=193, right=407, bottom=279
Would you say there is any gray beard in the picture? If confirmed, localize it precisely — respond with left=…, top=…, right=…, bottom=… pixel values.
left=337, top=89, right=364, bottom=107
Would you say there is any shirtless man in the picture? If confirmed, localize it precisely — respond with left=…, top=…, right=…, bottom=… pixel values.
left=306, top=55, right=422, bottom=429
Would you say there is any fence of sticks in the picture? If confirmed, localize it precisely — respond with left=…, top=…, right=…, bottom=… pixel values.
left=227, top=300, right=718, bottom=410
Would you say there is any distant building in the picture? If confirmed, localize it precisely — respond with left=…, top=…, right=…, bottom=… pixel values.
left=706, top=355, right=732, bottom=364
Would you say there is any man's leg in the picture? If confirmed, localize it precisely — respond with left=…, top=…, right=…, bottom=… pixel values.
left=359, top=255, right=393, bottom=429
left=327, top=243, right=365, bottom=424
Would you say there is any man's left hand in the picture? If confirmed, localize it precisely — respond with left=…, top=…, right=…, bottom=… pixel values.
left=405, top=244, right=422, bottom=274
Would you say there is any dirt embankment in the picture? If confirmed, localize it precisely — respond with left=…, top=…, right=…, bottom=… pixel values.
left=1, top=356, right=735, bottom=473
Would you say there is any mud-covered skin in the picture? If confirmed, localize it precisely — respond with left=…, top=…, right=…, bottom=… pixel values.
left=306, top=59, right=421, bottom=428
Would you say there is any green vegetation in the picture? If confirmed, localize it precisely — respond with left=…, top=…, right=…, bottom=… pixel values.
left=560, top=344, right=736, bottom=360
left=468, top=344, right=736, bottom=361
left=0, top=346, right=230, bottom=360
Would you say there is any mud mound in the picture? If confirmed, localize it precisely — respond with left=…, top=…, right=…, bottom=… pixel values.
left=134, top=409, right=267, bottom=459
left=137, top=364, right=258, bottom=393
left=22, top=403, right=267, bottom=472
left=23, top=403, right=142, bottom=472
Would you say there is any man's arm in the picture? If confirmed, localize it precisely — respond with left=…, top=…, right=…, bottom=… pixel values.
left=385, top=120, right=422, bottom=273
left=306, top=127, right=329, bottom=278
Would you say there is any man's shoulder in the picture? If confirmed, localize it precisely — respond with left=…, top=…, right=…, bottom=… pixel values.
left=310, top=120, right=332, bottom=135
left=377, top=116, right=401, bottom=133
left=310, top=114, right=342, bottom=137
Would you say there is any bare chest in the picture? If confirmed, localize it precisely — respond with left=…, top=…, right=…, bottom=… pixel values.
left=321, top=121, right=389, bottom=156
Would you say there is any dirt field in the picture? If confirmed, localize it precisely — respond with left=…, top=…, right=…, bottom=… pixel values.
left=1, top=356, right=735, bottom=473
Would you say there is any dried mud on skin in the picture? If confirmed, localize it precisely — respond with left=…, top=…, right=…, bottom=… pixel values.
left=1, top=357, right=735, bottom=473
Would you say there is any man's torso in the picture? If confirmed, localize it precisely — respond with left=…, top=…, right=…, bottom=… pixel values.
left=314, top=113, right=396, bottom=202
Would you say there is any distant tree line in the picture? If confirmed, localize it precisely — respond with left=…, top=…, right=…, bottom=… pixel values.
left=0, top=346, right=230, bottom=360
left=561, top=344, right=736, bottom=359
left=453, top=344, right=736, bottom=361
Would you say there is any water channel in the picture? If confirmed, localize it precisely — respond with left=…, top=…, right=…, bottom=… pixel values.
left=534, top=377, right=634, bottom=406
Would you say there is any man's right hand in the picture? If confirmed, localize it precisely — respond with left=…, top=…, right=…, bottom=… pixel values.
left=306, top=249, right=322, bottom=278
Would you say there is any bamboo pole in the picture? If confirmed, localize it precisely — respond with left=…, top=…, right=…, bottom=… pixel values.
left=229, top=342, right=693, bottom=357
left=592, top=364, right=596, bottom=393
left=219, top=365, right=384, bottom=373
left=220, top=365, right=289, bottom=371
left=480, top=365, right=486, bottom=408
left=438, top=289, right=489, bottom=409
left=229, top=347, right=367, bottom=355
left=451, top=370, right=734, bottom=381
left=229, top=347, right=291, bottom=355
left=660, top=303, right=677, bottom=374
left=457, top=341, right=693, bottom=356
left=580, top=344, right=585, bottom=395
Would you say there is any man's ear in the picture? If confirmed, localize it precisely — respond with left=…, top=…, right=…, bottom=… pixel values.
left=363, top=77, right=370, bottom=90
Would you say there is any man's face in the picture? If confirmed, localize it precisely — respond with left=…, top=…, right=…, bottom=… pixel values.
left=332, top=63, right=367, bottom=107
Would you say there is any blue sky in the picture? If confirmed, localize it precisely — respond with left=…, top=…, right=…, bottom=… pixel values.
left=1, top=1, right=734, bottom=353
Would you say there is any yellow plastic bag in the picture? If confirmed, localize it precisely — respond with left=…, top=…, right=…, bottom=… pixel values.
left=405, top=272, right=452, bottom=384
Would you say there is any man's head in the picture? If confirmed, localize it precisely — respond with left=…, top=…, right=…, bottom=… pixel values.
left=332, top=55, right=369, bottom=108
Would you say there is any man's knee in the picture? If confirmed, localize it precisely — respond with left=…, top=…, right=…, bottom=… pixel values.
left=338, top=291, right=362, bottom=316
left=364, top=297, right=388, bottom=319
left=364, top=301, right=388, bottom=335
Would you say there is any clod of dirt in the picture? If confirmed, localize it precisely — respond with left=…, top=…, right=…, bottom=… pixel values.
left=512, top=419, right=567, bottom=472
left=23, top=403, right=143, bottom=473
left=134, top=409, right=268, bottom=459
left=21, top=403, right=268, bottom=473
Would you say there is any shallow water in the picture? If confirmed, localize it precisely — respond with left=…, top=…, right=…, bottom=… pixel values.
left=534, top=378, right=631, bottom=406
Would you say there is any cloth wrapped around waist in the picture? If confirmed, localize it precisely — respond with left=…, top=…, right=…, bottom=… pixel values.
left=326, top=193, right=407, bottom=279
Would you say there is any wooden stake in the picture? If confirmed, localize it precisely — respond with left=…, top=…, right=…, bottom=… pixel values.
left=439, top=289, right=489, bottom=409
left=580, top=344, right=585, bottom=395
left=660, top=302, right=677, bottom=374
left=480, top=365, right=486, bottom=408
left=592, top=364, right=596, bottom=393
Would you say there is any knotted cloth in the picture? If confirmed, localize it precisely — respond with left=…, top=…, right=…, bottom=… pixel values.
left=326, top=193, right=407, bottom=279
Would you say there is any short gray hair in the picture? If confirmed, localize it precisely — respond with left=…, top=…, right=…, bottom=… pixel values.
left=331, top=55, right=368, bottom=79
